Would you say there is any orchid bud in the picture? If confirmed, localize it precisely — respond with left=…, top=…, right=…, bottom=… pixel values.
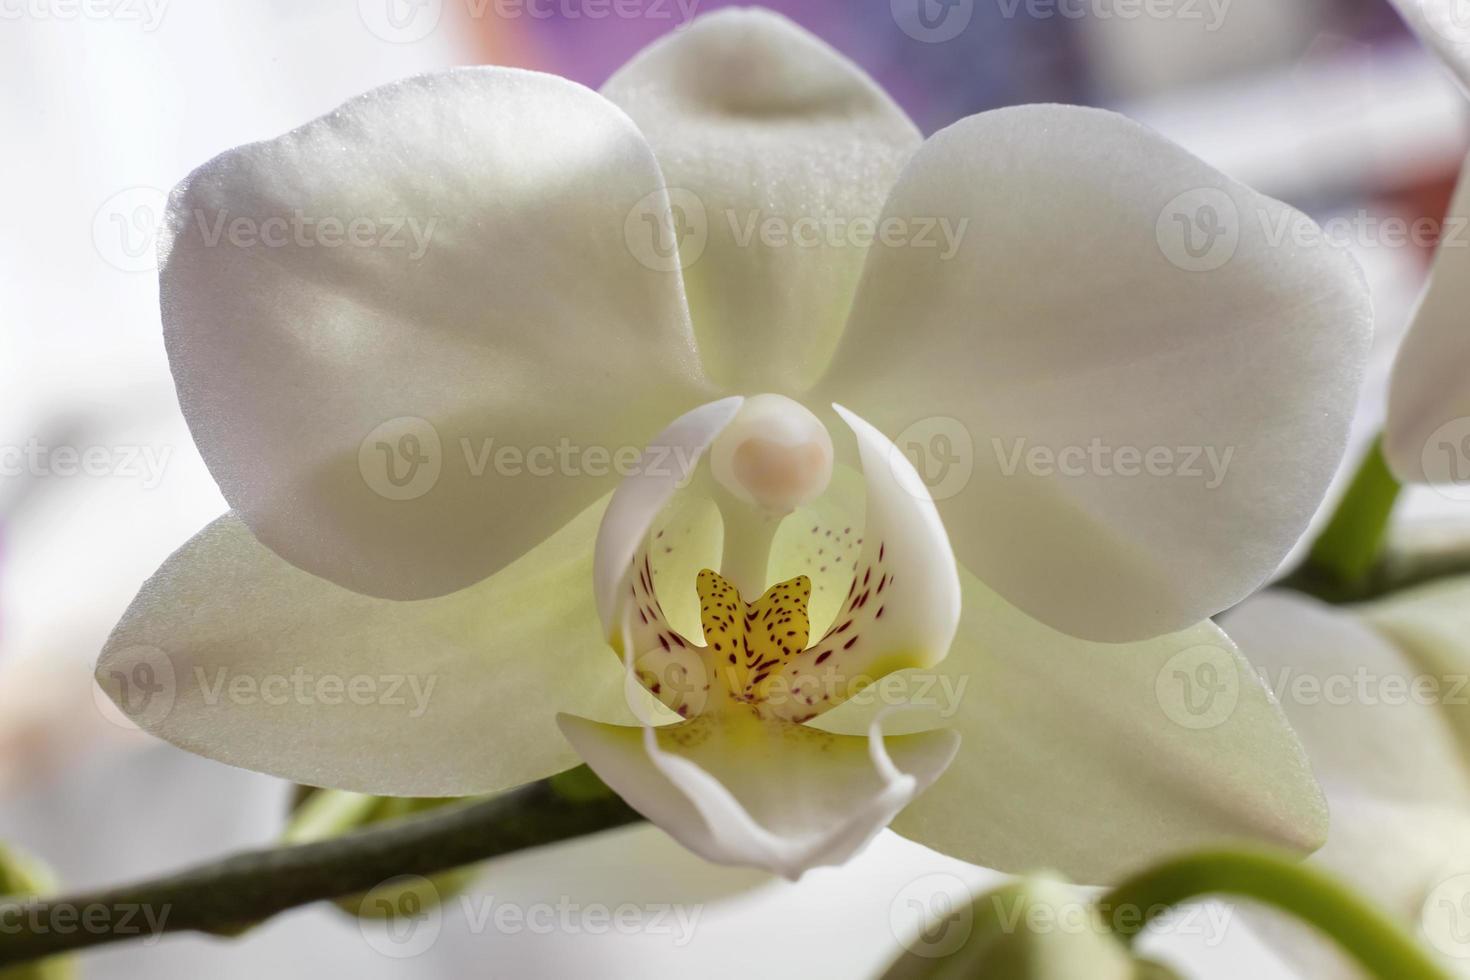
left=0, top=843, right=76, bottom=980
left=883, top=876, right=1157, bottom=980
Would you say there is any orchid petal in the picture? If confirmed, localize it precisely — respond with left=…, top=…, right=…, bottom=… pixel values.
left=1384, top=163, right=1470, bottom=484
left=1221, top=590, right=1470, bottom=809
left=819, top=570, right=1328, bottom=884
left=602, top=9, right=920, bottom=392
left=557, top=709, right=958, bottom=880
left=1218, top=588, right=1470, bottom=977
left=1361, top=574, right=1470, bottom=760
left=163, top=67, right=710, bottom=601
left=816, top=103, right=1371, bottom=642
left=96, top=506, right=632, bottom=796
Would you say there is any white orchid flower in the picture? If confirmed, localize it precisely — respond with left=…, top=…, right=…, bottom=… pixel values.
left=1223, top=582, right=1470, bottom=977
left=99, top=9, right=1370, bottom=880
left=1382, top=0, right=1470, bottom=483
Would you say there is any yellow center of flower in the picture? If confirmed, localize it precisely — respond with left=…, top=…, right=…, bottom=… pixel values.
left=696, top=569, right=811, bottom=703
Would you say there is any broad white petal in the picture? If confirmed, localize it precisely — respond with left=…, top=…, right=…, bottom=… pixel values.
left=1249, top=793, right=1470, bottom=980
left=1362, top=574, right=1470, bottom=758
left=558, top=709, right=957, bottom=880
left=1221, top=591, right=1470, bottom=809
left=764, top=404, right=961, bottom=722
left=1389, top=0, right=1470, bottom=92
left=819, top=570, right=1328, bottom=884
left=602, top=9, right=920, bottom=392
left=96, top=506, right=633, bottom=796
left=816, top=104, right=1371, bottom=642
left=164, top=67, right=710, bottom=601
left=1385, top=162, right=1470, bottom=483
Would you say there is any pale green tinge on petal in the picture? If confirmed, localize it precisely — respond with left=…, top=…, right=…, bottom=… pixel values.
left=1361, top=574, right=1470, bottom=764
left=1221, top=590, right=1470, bottom=810
left=603, top=8, right=921, bottom=393
left=883, top=876, right=1139, bottom=980
left=1384, top=162, right=1470, bottom=484
left=767, top=459, right=868, bottom=637
left=97, top=504, right=635, bottom=797
left=816, top=103, right=1371, bottom=643
left=163, top=66, right=711, bottom=603
left=1387, top=0, right=1470, bottom=93
left=819, top=569, right=1328, bottom=885
left=557, top=709, right=958, bottom=881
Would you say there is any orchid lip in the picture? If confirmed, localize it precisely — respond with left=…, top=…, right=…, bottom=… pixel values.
left=597, top=397, right=962, bottom=727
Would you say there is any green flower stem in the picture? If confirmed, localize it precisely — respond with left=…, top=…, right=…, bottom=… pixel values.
left=1279, top=437, right=1402, bottom=603
left=1099, top=848, right=1450, bottom=980
left=0, top=770, right=643, bottom=967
